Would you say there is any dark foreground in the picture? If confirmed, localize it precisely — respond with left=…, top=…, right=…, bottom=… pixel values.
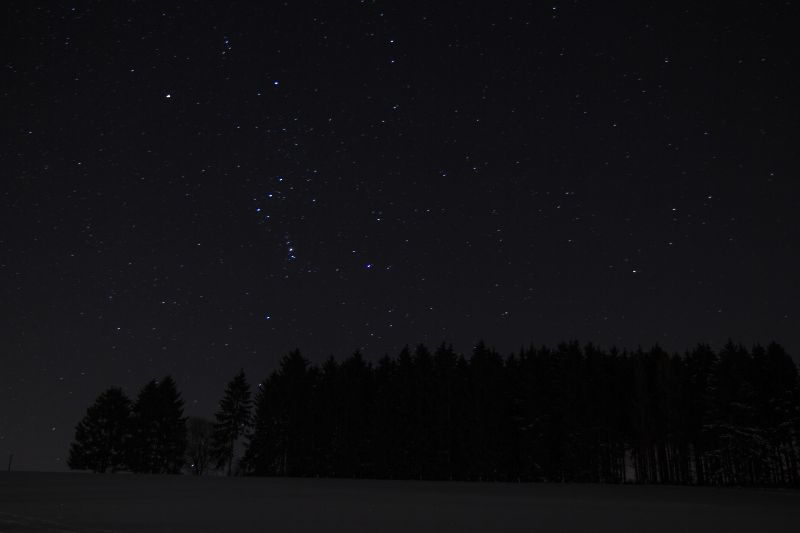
left=1, top=473, right=799, bottom=532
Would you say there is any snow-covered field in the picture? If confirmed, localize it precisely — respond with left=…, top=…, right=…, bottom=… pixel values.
left=1, top=472, right=798, bottom=532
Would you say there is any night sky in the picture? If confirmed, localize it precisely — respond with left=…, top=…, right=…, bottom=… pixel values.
left=2, top=1, right=799, bottom=471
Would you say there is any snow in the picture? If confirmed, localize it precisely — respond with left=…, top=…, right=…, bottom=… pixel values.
left=1, top=472, right=798, bottom=532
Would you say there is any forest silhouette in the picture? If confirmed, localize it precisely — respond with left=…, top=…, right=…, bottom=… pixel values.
left=70, top=341, right=800, bottom=486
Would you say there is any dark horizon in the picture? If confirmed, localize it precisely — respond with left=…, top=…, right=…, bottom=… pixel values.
left=4, top=337, right=796, bottom=474
left=67, top=340, right=800, bottom=487
left=57, top=342, right=800, bottom=487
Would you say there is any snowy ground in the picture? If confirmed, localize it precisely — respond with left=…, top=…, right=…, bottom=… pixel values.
left=1, top=472, right=798, bottom=532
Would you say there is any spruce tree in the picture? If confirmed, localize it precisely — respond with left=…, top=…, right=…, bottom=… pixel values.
left=68, top=387, right=131, bottom=473
left=241, top=377, right=273, bottom=475
left=274, top=350, right=314, bottom=476
left=211, top=370, right=252, bottom=475
left=241, top=352, right=312, bottom=477
left=128, top=376, right=187, bottom=474
left=156, top=376, right=188, bottom=473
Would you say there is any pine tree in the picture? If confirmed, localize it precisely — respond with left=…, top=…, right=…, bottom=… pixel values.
left=211, top=370, right=252, bottom=475
left=315, top=356, right=340, bottom=476
left=267, top=350, right=314, bottom=476
left=157, top=376, right=188, bottom=473
left=241, top=377, right=274, bottom=475
left=68, top=387, right=131, bottom=473
left=128, top=380, right=159, bottom=473
left=128, top=376, right=187, bottom=474
left=335, top=351, right=373, bottom=477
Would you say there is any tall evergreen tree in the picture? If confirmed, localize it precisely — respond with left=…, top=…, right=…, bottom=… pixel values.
left=241, top=351, right=314, bottom=477
left=128, top=376, right=187, bottom=474
left=241, top=376, right=275, bottom=475
left=68, top=387, right=131, bottom=473
left=432, top=343, right=468, bottom=480
left=158, top=376, right=189, bottom=473
left=333, top=351, right=373, bottom=477
left=269, top=350, right=315, bottom=476
left=315, top=356, right=341, bottom=476
left=211, top=370, right=252, bottom=475
left=371, top=354, right=400, bottom=478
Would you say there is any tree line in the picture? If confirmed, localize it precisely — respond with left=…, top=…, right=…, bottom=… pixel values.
left=68, top=376, right=187, bottom=474
left=67, top=373, right=248, bottom=476
left=69, top=341, right=800, bottom=486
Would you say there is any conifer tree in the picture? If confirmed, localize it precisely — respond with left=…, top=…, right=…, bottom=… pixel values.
left=241, top=351, right=313, bottom=476
left=240, top=377, right=273, bottom=475
left=211, top=370, right=252, bottom=475
left=157, top=376, right=188, bottom=473
left=268, top=351, right=314, bottom=476
left=68, top=387, right=131, bottom=473
left=128, top=376, right=187, bottom=474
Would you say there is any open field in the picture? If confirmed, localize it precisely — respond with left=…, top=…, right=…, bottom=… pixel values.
left=1, top=472, right=798, bottom=532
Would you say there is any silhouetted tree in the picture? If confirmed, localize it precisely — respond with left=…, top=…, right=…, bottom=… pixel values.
left=371, top=353, right=400, bottom=478
left=68, top=387, right=131, bottom=473
left=72, top=341, right=800, bottom=485
left=333, top=351, right=373, bottom=476
left=127, top=376, right=187, bottom=474
left=211, top=370, right=252, bottom=475
left=186, top=416, right=213, bottom=475
left=315, top=355, right=341, bottom=476
left=240, top=376, right=274, bottom=475
left=267, top=350, right=315, bottom=476
left=431, top=343, right=466, bottom=480
left=241, top=351, right=318, bottom=476
left=467, top=341, right=507, bottom=480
